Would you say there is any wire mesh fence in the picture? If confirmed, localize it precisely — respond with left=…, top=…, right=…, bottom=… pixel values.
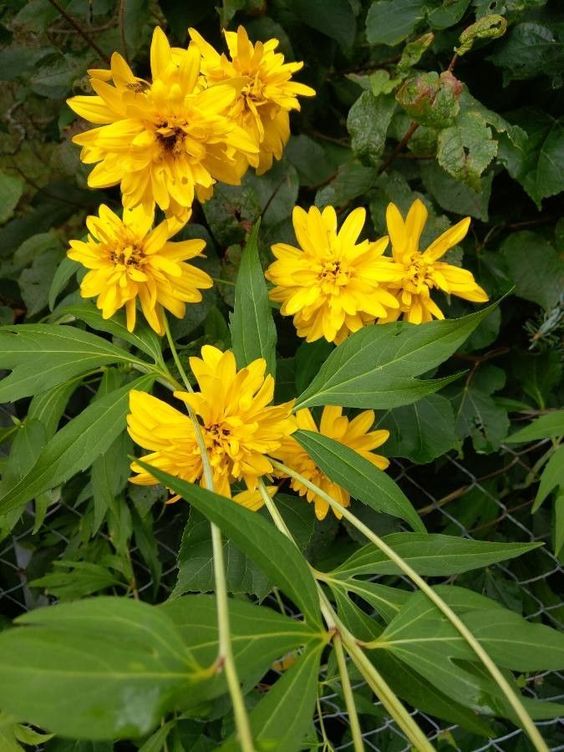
left=1, top=414, right=563, bottom=751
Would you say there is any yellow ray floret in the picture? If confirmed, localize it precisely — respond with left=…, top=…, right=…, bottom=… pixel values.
left=381, top=199, right=489, bottom=324
left=190, top=25, right=315, bottom=175
left=275, top=407, right=390, bottom=521
left=67, top=204, right=212, bottom=335
left=67, top=27, right=258, bottom=218
left=266, top=205, right=402, bottom=343
left=128, top=346, right=296, bottom=502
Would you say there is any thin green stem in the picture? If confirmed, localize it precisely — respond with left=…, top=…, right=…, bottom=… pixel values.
left=257, top=482, right=434, bottom=751
left=270, top=459, right=549, bottom=752
left=163, top=319, right=255, bottom=752
left=333, top=636, right=365, bottom=752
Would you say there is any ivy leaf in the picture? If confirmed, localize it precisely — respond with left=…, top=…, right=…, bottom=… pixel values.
left=366, top=0, right=425, bottom=47
left=347, top=92, right=397, bottom=165
left=294, top=430, right=425, bottom=532
left=448, top=365, right=510, bottom=453
left=437, top=111, right=497, bottom=191
left=295, top=303, right=497, bottom=410
left=230, top=221, right=277, bottom=376
left=378, top=394, right=458, bottom=463
left=500, top=231, right=562, bottom=310
left=498, top=111, right=564, bottom=208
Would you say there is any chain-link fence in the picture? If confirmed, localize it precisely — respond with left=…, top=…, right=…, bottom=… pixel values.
left=1, top=417, right=562, bottom=751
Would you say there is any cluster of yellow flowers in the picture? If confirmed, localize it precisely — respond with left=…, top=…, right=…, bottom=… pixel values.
left=66, top=26, right=489, bottom=520
left=266, top=199, right=488, bottom=343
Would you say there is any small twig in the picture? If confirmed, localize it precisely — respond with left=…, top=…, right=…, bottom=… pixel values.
left=378, top=121, right=419, bottom=175
left=45, top=0, right=110, bottom=64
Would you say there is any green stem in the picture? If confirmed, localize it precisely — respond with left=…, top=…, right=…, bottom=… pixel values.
left=333, top=635, right=365, bottom=752
left=257, top=481, right=434, bottom=752
left=163, top=320, right=255, bottom=752
left=270, top=459, right=548, bottom=752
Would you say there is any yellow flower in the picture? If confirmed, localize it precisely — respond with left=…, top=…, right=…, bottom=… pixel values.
left=128, top=346, right=296, bottom=501
left=67, top=27, right=258, bottom=218
left=275, top=407, right=390, bottom=521
left=67, top=204, right=211, bottom=335
left=265, top=205, right=402, bottom=343
left=190, top=25, right=315, bottom=175
left=382, top=199, right=489, bottom=324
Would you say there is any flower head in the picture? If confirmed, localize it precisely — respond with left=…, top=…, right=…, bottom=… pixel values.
left=382, top=199, right=489, bottom=324
left=190, top=25, right=315, bottom=174
left=266, top=205, right=402, bottom=343
left=67, top=204, right=211, bottom=335
left=128, top=346, right=296, bottom=501
left=275, top=407, right=389, bottom=520
left=67, top=27, right=258, bottom=218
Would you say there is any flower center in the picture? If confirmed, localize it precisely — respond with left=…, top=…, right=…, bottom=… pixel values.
left=206, top=423, right=232, bottom=451
left=109, top=244, right=144, bottom=269
left=155, top=122, right=187, bottom=155
left=404, top=254, right=434, bottom=292
left=318, top=260, right=349, bottom=290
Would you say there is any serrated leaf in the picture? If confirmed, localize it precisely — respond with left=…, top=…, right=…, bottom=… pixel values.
left=136, top=463, right=322, bottom=628
left=0, top=374, right=154, bottom=516
left=347, top=92, right=396, bottom=164
left=230, top=222, right=277, bottom=376
left=437, top=111, right=497, bottom=191
left=294, top=303, right=496, bottom=410
left=0, top=324, right=147, bottom=404
left=294, top=430, right=424, bottom=532
left=500, top=231, right=562, bottom=309
left=332, top=533, right=541, bottom=577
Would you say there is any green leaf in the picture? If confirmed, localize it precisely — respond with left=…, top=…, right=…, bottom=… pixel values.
left=294, top=430, right=424, bottom=532
left=534, top=445, right=564, bottom=512
left=396, top=71, right=462, bottom=129
left=290, top=0, right=356, bottom=50
left=316, top=162, right=378, bottom=209
left=230, top=221, right=277, bottom=376
left=378, top=394, right=457, bottom=463
left=332, top=533, right=541, bottom=577
left=0, top=171, right=24, bottom=225
left=161, top=595, right=323, bottom=704
left=366, top=0, right=425, bottom=47
left=48, top=257, right=79, bottom=311
left=219, top=643, right=323, bottom=752
left=174, top=509, right=271, bottom=600
left=420, top=161, right=492, bottom=221
left=498, top=111, right=564, bottom=208
left=60, top=302, right=164, bottom=364
left=347, top=92, right=396, bottom=165
left=136, top=463, right=322, bottom=628
left=437, top=111, right=497, bottom=191
left=448, top=365, right=509, bottom=453
left=489, top=22, right=564, bottom=85
left=0, top=374, right=154, bottom=516
left=376, top=592, right=564, bottom=717
left=505, top=410, right=564, bottom=443
left=456, top=14, right=507, bottom=57
left=27, top=377, right=82, bottom=439
left=20, top=249, right=63, bottom=318
left=0, top=324, right=147, bottom=403
left=500, top=231, right=562, bottom=309
left=295, top=304, right=497, bottom=410
left=0, top=598, right=200, bottom=739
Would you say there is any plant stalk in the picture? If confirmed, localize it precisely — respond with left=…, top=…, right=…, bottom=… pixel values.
left=164, top=321, right=255, bottom=752
left=270, top=459, right=549, bottom=752
left=333, top=635, right=365, bottom=752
